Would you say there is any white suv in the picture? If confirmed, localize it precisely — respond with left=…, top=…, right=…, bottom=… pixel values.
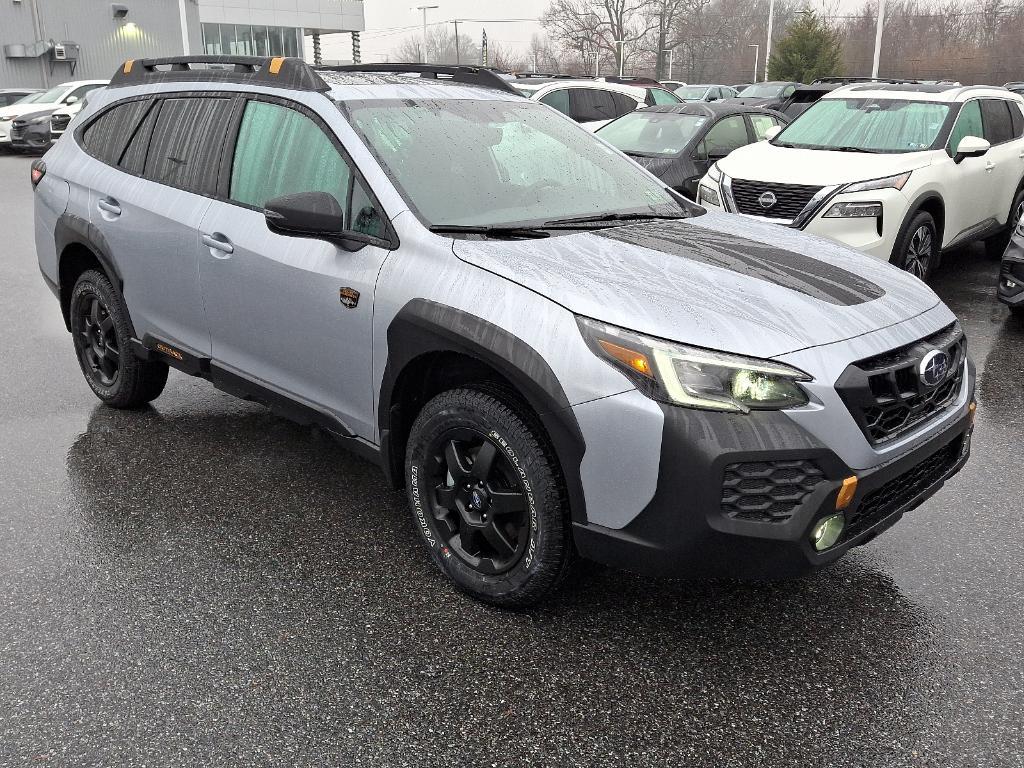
left=514, top=78, right=680, bottom=131
left=697, top=83, right=1024, bottom=279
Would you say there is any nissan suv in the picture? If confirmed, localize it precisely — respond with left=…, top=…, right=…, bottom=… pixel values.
left=698, top=83, right=1024, bottom=280
left=33, top=58, right=976, bottom=607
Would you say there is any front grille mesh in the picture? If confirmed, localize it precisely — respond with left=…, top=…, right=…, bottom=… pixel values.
left=844, top=437, right=963, bottom=539
left=730, top=179, right=823, bottom=220
left=50, top=115, right=71, bottom=132
left=721, top=459, right=826, bottom=522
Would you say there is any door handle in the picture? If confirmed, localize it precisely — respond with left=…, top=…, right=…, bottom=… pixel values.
left=201, top=232, right=234, bottom=256
left=985, top=161, right=995, bottom=172
left=97, top=197, right=121, bottom=216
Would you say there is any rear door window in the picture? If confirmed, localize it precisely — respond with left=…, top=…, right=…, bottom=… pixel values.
left=981, top=99, right=1014, bottom=145
left=538, top=89, right=570, bottom=116
left=144, top=96, right=234, bottom=195
left=1010, top=101, right=1024, bottom=139
left=569, top=89, right=618, bottom=122
left=609, top=91, right=638, bottom=116
left=81, top=99, right=154, bottom=167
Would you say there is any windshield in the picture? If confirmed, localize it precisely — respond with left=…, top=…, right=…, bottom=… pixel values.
left=738, top=83, right=784, bottom=98
left=776, top=97, right=950, bottom=153
left=345, top=99, right=683, bottom=228
left=675, top=86, right=708, bottom=100
left=13, top=92, right=45, bottom=106
left=34, top=85, right=67, bottom=103
left=598, top=111, right=708, bottom=157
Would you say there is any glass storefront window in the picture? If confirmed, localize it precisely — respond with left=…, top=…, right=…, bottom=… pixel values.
left=201, top=23, right=300, bottom=58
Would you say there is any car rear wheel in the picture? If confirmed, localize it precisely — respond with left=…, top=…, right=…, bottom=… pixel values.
left=404, top=387, right=573, bottom=608
left=892, top=211, right=938, bottom=280
left=985, top=188, right=1024, bottom=259
left=70, top=270, right=168, bottom=408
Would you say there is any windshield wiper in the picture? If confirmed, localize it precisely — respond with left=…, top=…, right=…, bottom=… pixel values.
left=830, top=145, right=875, bottom=153
left=429, top=224, right=550, bottom=239
left=542, top=211, right=689, bottom=228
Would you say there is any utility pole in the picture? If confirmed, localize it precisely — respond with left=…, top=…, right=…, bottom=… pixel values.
left=662, top=48, right=673, bottom=80
left=748, top=44, right=759, bottom=83
left=614, top=40, right=625, bottom=78
left=351, top=31, right=361, bottom=63
left=871, top=0, right=886, bottom=78
left=451, top=20, right=460, bottom=64
left=481, top=28, right=488, bottom=66
left=415, top=5, right=438, bottom=63
left=764, top=0, right=775, bottom=82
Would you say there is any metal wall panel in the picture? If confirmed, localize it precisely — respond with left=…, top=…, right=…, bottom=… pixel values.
left=0, top=0, right=203, bottom=89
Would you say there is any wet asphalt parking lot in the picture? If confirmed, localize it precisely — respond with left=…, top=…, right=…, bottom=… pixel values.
left=1, top=150, right=1022, bottom=767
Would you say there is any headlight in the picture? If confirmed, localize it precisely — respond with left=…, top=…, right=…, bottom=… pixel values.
left=577, top=317, right=811, bottom=412
left=698, top=183, right=721, bottom=207
left=824, top=201, right=883, bottom=218
left=707, top=162, right=722, bottom=182
left=842, top=172, right=911, bottom=193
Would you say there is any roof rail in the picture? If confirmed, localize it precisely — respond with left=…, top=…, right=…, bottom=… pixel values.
left=109, top=55, right=330, bottom=92
left=316, top=63, right=521, bottom=95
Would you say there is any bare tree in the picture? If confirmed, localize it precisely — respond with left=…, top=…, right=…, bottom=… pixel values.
left=393, top=27, right=480, bottom=65
left=542, top=0, right=661, bottom=75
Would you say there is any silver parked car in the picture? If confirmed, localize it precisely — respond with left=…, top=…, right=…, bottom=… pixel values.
left=33, top=58, right=976, bottom=606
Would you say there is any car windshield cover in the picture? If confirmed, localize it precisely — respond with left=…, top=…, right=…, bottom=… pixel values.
left=776, top=97, right=950, bottom=153
left=13, top=92, right=45, bottom=106
left=738, top=83, right=784, bottom=98
left=598, top=111, right=708, bottom=157
left=344, top=98, right=683, bottom=228
left=34, top=85, right=67, bottom=103
left=675, top=86, right=708, bottom=100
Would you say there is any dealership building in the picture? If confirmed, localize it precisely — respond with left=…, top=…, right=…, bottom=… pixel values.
left=0, top=0, right=365, bottom=88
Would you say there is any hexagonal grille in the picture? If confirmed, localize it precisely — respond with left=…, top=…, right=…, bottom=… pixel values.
left=721, top=459, right=826, bottom=523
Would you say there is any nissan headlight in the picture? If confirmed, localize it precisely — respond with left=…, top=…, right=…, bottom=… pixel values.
left=707, top=162, right=722, bottom=182
left=841, top=172, right=911, bottom=193
left=578, top=318, right=811, bottom=412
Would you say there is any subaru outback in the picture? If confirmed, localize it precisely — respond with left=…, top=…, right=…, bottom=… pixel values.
left=33, top=58, right=976, bottom=607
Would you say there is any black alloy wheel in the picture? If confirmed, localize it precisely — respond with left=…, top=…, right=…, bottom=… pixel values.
left=76, top=292, right=120, bottom=387
left=425, top=427, right=530, bottom=574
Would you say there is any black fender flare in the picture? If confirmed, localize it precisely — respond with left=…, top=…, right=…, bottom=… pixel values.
left=895, top=191, right=945, bottom=257
left=54, top=213, right=128, bottom=331
left=380, top=298, right=588, bottom=524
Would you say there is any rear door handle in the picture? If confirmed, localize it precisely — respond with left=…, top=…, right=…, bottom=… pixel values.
left=97, top=197, right=121, bottom=216
left=985, top=161, right=996, bottom=172
left=201, top=232, right=234, bottom=256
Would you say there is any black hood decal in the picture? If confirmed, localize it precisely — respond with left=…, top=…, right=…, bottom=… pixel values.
left=595, top=220, right=885, bottom=307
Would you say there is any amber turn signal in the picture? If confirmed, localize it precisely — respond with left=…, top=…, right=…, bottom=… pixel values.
left=597, top=340, right=653, bottom=378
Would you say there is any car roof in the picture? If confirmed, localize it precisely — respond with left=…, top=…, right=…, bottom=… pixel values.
left=634, top=102, right=785, bottom=118
left=823, top=82, right=1024, bottom=103
left=513, top=78, right=647, bottom=99
left=53, top=80, right=109, bottom=88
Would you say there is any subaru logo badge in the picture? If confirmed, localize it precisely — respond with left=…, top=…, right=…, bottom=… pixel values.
left=758, top=191, right=777, bottom=209
left=919, top=349, right=950, bottom=387
left=470, top=489, right=483, bottom=509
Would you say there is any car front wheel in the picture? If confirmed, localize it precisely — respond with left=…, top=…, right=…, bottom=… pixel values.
left=892, top=211, right=938, bottom=280
left=404, top=387, right=573, bottom=608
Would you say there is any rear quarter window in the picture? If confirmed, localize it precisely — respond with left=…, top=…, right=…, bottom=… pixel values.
left=80, top=99, right=154, bottom=167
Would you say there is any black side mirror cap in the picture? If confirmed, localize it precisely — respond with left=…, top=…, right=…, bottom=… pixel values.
left=264, top=191, right=395, bottom=251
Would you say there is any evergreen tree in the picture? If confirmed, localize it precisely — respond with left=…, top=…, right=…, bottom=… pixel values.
left=767, top=12, right=843, bottom=82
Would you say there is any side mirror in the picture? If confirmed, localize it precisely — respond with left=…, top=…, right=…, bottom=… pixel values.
left=64, top=95, right=79, bottom=105
left=264, top=191, right=391, bottom=251
left=954, top=135, right=990, bottom=163
left=764, top=125, right=783, bottom=141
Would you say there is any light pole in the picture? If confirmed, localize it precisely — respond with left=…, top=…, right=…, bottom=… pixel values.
left=613, top=39, right=625, bottom=78
left=451, top=19, right=460, bottom=65
left=764, top=0, right=774, bottom=82
left=871, top=0, right=886, bottom=78
left=415, top=5, right=438, bottom=63
left=748, top=44, right=759, bottom=83
left=662, top=48, right=673, bottom=80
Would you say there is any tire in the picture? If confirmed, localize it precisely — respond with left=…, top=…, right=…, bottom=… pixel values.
left=404, top=387, right=573, bottom=608
left=70, top=269, right=168, bottom=408
left=985, top=187, right=1024, bottom=259
left=891, top=210, right=938, bottom=280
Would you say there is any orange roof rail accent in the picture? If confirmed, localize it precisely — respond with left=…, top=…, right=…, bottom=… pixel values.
left=269, top=57, right=284, bottom=75
left=123, top=59, right=134, bottom=74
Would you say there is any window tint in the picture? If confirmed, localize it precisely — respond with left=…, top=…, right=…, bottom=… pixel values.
left=703, top=115, right=749, bottom=157
left=749, top=113, right=781, bottom=140
left=948, top=100, right=983, bottom=153
left=144, top=97, right=233, bottom=194
left=81, top=99, right=153, bottom=167
left=569, top=89, right=618, bottom=122
left=1010, top=101, right=1024, bottom=139
left=649, top=88, right=680, bottom=105
left=609, top=91, right=638, bottom=116
left=981, top=99, right=1014, bottom=144
left=539, top=89, right=569, bottom=116
left=230, top=100, right=352, bottom=216
left=120, top=103, right=160, bottom=175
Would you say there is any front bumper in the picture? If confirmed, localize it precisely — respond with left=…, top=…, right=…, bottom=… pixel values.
left=998, top=230, right=1024, bottom=308
left=10, top=123, right=51, bottom=151
left=573, top=386, right=975, bottom=580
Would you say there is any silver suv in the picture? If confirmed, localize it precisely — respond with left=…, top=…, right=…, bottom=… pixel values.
left=33, top=57, right=976, bottom=607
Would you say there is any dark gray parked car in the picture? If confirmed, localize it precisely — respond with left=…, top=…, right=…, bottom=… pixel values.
left=597, top=102, right=788, bottom=199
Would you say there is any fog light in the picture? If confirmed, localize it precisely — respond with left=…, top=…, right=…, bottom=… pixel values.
left=811, top=513, right=845, bottom=551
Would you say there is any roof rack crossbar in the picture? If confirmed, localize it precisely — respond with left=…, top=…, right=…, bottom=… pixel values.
left=109, top=55, right=330, bottom=92
left=315, top=63, right=521, bottom=95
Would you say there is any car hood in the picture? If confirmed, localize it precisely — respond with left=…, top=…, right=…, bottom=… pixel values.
left=718, top=142, right=932, bottom=186
left=451, top=212, right=941, bottom=359
left=12, top=107, right=57, bottom=123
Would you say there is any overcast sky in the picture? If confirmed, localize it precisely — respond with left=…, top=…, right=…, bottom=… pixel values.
left=316, top=0, right=900, bottom=65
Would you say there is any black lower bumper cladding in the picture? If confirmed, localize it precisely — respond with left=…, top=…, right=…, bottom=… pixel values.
left=573, top=391, right=974, bottom=580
